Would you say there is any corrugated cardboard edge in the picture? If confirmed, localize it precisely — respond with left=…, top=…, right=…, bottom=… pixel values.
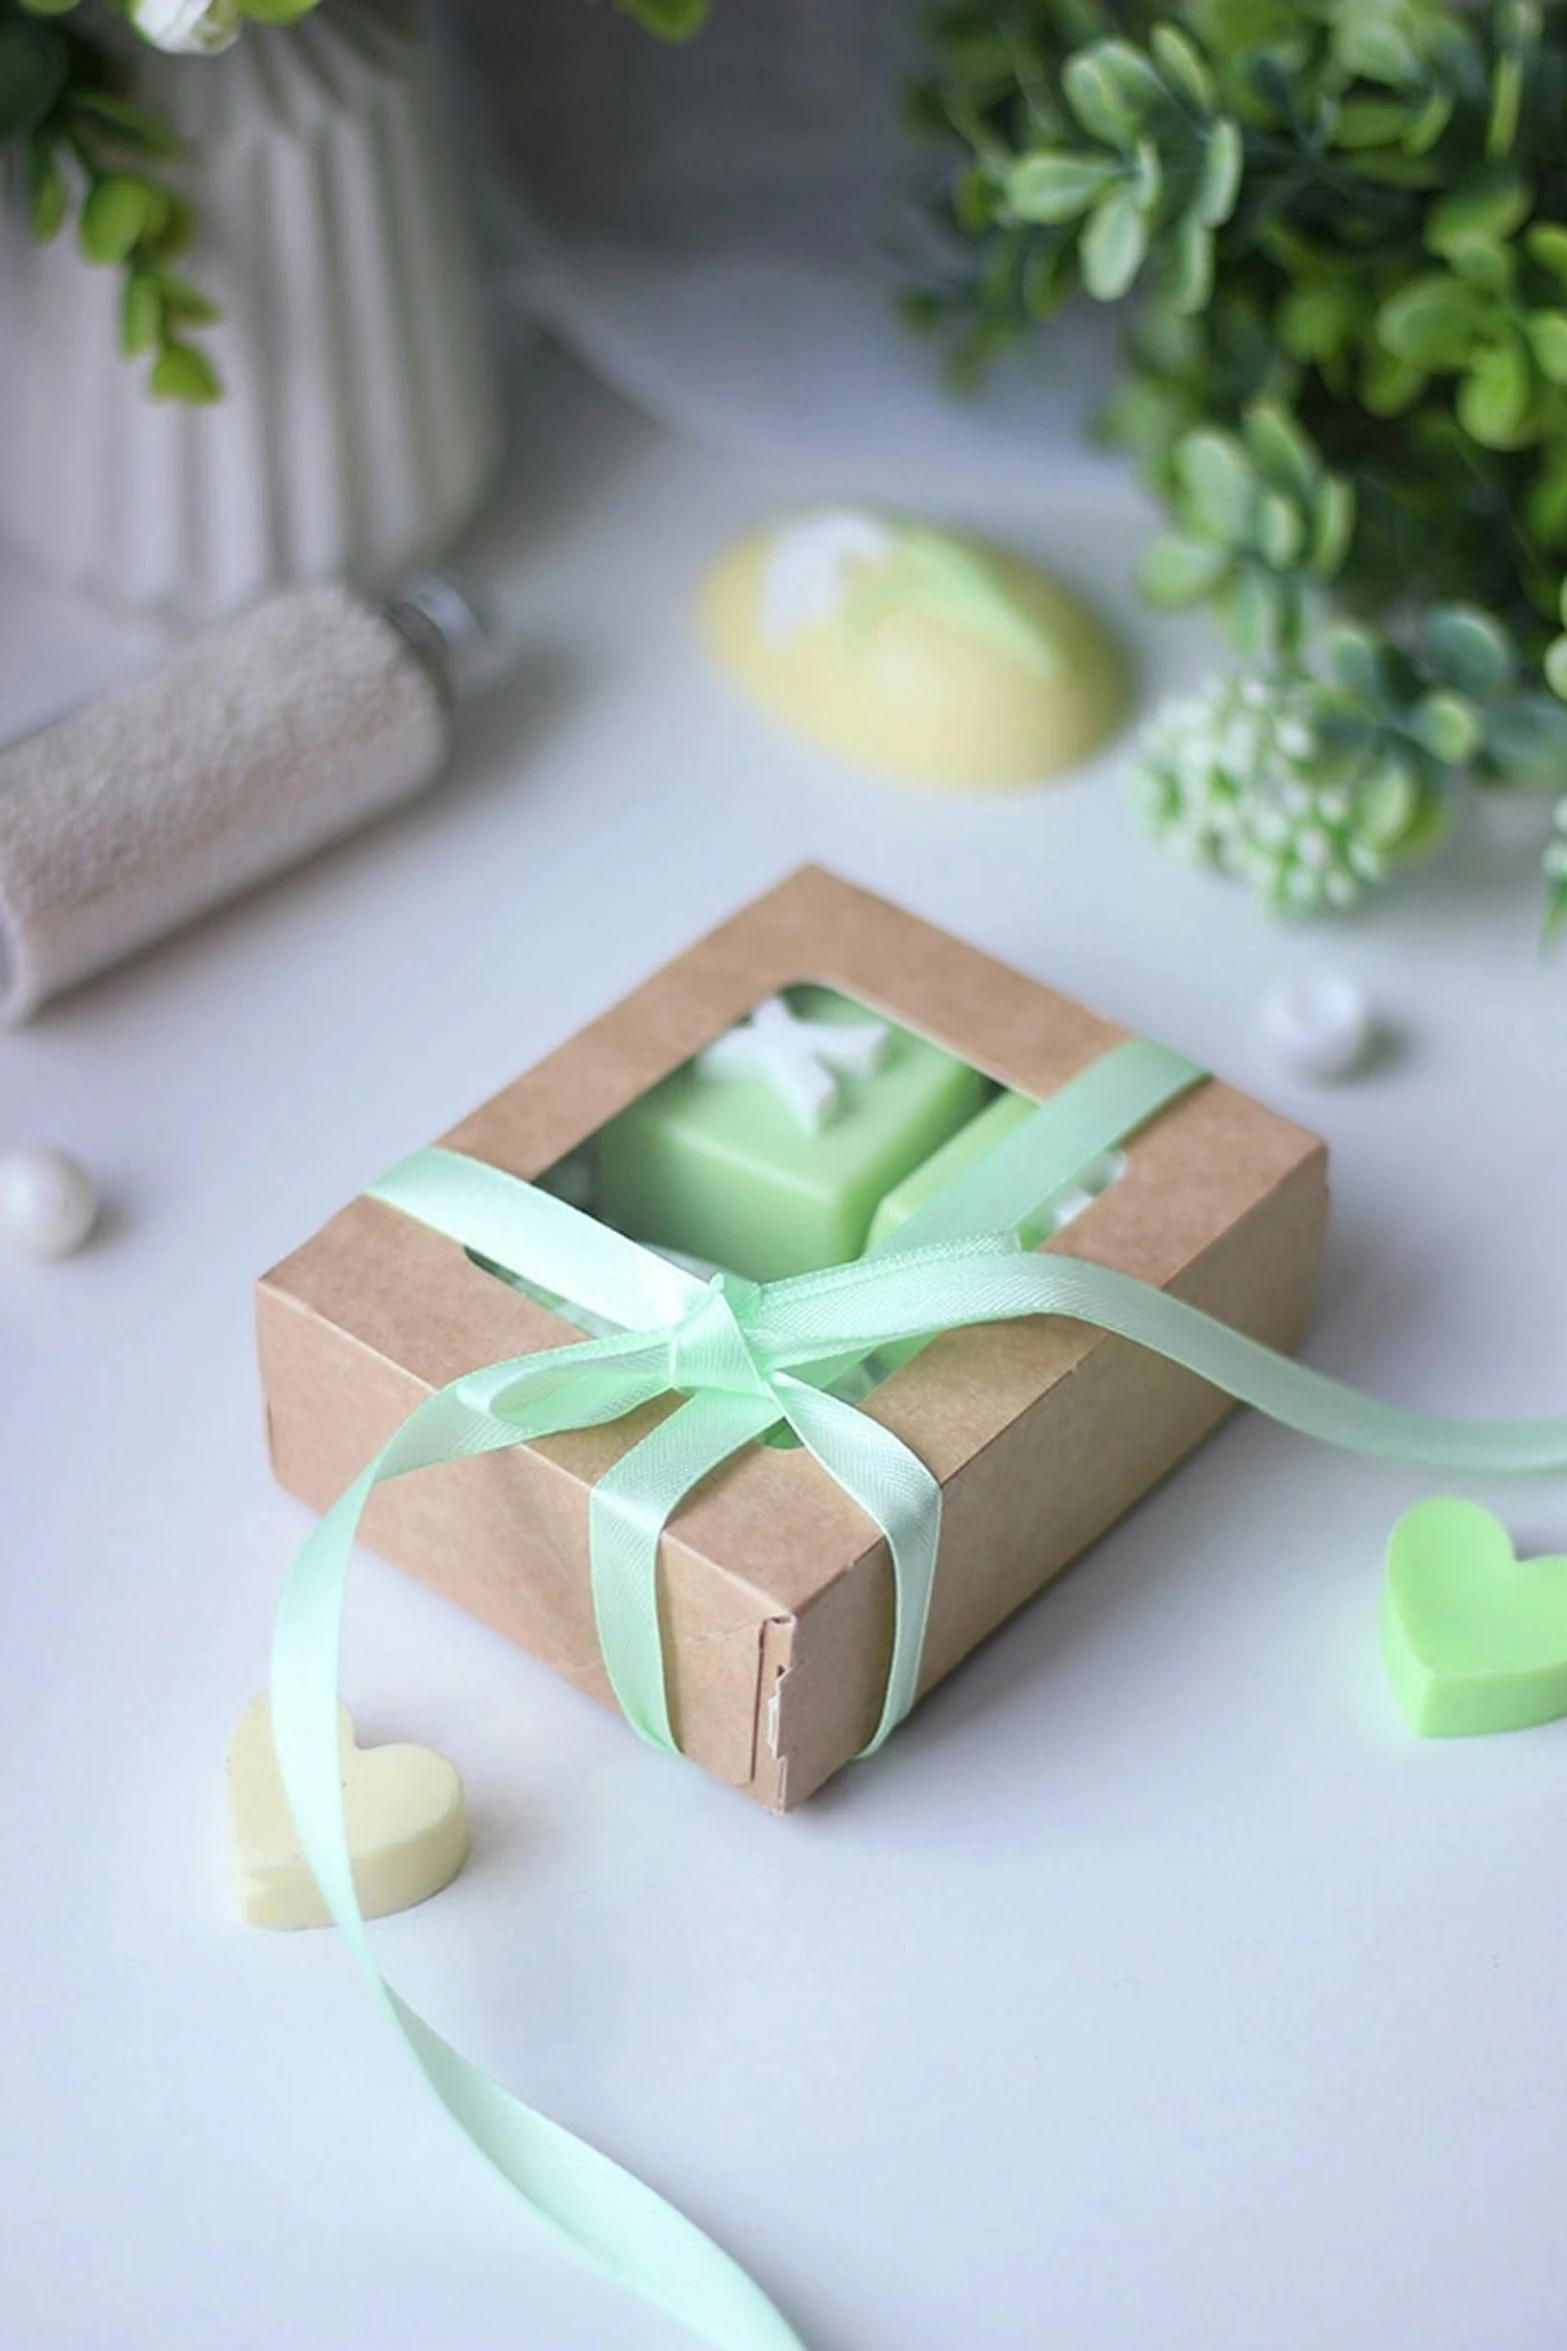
left=258, top=865, right=1327, bottom=1811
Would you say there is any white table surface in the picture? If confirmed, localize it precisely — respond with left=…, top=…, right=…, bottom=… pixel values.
left=2, top=341, right=1564, bottom=2351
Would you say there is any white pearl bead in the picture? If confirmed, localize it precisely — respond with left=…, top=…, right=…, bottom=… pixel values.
left=1258, top=973, right=1373, bottom=1085
left=0, top=1147, right=99, bottom=1259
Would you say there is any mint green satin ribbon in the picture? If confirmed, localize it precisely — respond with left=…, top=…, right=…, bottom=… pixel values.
left=267, top=1036, right=1567, bottom=2351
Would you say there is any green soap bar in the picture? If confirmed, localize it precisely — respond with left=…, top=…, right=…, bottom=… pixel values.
left=866, top=1088, right=1038, bottom=1250
left=1383, top=1497, right=1567, bottom=1737
left=866, top=1089, right=1126, bottom=1253
left=596, top=988, right=989, bottom=1282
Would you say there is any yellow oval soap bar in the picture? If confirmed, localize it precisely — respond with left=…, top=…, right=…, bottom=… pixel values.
left=699, top=509, right=1125, bottom=789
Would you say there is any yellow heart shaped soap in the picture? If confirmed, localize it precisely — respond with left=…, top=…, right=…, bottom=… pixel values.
left=700, top=508, right=1125, bottom=789
left=225, top=1696, right=467, bottom=1930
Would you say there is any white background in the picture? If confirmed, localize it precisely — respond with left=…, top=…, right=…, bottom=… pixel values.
left=2, top=343, right=1564, bottom=2351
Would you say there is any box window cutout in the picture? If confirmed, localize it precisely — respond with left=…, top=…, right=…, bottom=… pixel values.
left=468, top=986, right=1124, bottom=1412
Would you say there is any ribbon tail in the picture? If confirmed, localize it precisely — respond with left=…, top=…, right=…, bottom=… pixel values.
left=270, top=1370, right=811, bottom=2351
left=384, top=1992, right=809, bottom=2351
left=975, top=1255, right=1567, bottom=1475
left=764, top=1243, right=1567, bottom=1477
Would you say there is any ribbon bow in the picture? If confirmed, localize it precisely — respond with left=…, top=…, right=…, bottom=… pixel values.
left=267, top=1040, right=1567, bottom=2351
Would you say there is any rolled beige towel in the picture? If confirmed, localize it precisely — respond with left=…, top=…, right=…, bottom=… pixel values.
left=0, top=584, right=460, bottom=1025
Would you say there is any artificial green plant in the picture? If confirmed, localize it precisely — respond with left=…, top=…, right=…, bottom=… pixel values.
left=909, top=0, right=1567, bottom=933
left=0, top=0, right=707, bottom=402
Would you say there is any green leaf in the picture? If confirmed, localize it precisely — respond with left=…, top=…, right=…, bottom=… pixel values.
left=1309, top=476, right=1356, bottom=578
left=612, top=0, right=710, bottom=34
left=1096, top=374, right=1191, bottom=462
left=156, top=271, right=219, bottom=327
left=120, top=268, right=162, bottom=358
left=134, top=183, right=172, bottom=247
left=1129, top=138, right=1162, bottom=216
left=1358, top=759, right=1420, bottom=846
left=0, top=15, right=68, bottom=144
left=925, top=34, right=1015, bottom=87
left=1279, top=281, right=1358, bottom=364
left=1257, top=488, right=1305, bottom=568
left=1334, top=99, right=1415, bottom=150
left=1166, top=214, right=1214, bottom=315
left=1409, top=689, right=1481, bottom=763
left=1313, top=699, right=1379, bottom=762
left=1427, top=177, right=1531, bottom=253
left=1062, top=41, right=1166, bottom=149
left=1080, top=183, right=1150, bottom=300
left=26, top=134, right=66, bottom=242
left=1488, top=50, right=1523, bottom=159
left=1377, top=273, right=1479, bottom=367
left=1397, top=782, right=1456, bottom=860
left=1526, top=222, right=1567, bottom=284
left=69, top=90, right=181, bottom=159
left=142, top=191, right=195, bottom=263
left=1336, top=19, right=1421, bottom=84
left=1021, top=239, right=1071, bottom=322
left=1222, top=565, right=1288, bottom=658
left=1445, top=234, right=1515, bottom=295
left=1347, top=148, right=1442, bottom=190
left=1526, top=310, right=1567, bottom=385
left=78, top=175, right=156, bottom=266
left=1175, top=427, right=1256, bottom=539
left=1195, top=117, right=1243, bottom=228
left=1406, top=88, right=1455, bottom=156
left=1007, top=150, right=1121, bottom=223
left=1327, top=623, right=1394, bottom=704
left=953, top=164, right=999, bottom=233
left=1137, top=533, right=1233, bottom=605
left=1243, top=45, right=1299, bottom=122
left=1361, top=346, right=1428, bottom=415
left=1483, top=698, right=1567, bottom=781
left=1419, top=605, right=1516, bottom=698
left=898, top=290, right=944, bottom=337
left=149, top=339, right=222, bottom=404
left=1151, top=24, right=1215, bottom=112
left=1544, top=634, right=1567, bottom=699
left=1527, top=462, right=1567, bottom=548
left=1458, top=337, right=1536, bottom=448
left=1243, top=399, right=1318, bottom=500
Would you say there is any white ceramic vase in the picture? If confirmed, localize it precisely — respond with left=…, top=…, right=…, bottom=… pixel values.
left=0, top=0, right=500, bottom=626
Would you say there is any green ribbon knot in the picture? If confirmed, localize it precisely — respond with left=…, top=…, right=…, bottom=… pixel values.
left=666, top=1269, right=772, bottom=1399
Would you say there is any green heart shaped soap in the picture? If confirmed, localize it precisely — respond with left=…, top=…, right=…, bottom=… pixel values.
left=1383, top=1497, right=1567, bottom=1737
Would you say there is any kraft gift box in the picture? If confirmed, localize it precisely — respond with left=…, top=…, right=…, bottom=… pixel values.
left=257, top=867, right=1329, bottom=1810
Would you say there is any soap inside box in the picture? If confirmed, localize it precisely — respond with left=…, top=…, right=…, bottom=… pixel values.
left=477, top=985, right=1126, bottom=1419
left=258, top=867, right=1328, bottom=1809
